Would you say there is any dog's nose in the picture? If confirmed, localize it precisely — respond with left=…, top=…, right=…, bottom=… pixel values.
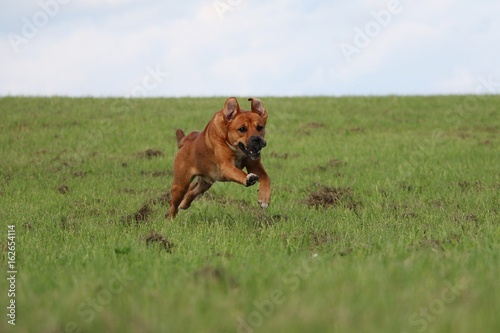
left=250, top=136, right=266, bottom=148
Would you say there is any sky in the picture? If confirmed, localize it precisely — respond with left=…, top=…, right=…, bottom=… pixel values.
left=1, top=0, right=500, bottom=97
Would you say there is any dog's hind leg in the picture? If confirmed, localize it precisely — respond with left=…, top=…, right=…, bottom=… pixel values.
left=169, top=170, right=193, bottom=218
left=179, top=177, right=212, bottom=210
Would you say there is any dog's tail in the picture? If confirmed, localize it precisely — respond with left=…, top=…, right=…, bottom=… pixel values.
left=176, top=129, right=186, bottom=149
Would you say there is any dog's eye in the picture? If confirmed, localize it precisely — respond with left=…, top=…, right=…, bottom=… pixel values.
left=238, top=126, right=247, bottom=133
left=257, top=125, right=264, bottom=131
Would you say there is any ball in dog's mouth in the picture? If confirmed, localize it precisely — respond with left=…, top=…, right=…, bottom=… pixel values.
left=238, top=142, right=261, bottom=160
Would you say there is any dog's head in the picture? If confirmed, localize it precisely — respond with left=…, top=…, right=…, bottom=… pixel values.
left=223, top=97, right=268, bottom=160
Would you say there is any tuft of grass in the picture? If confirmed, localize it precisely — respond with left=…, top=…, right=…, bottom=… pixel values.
left=0, top=96, right=498, bottom=333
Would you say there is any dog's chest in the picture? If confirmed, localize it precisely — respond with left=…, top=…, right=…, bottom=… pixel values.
left=204, top=154, right=245, bottom=184
left=226, top=142, right=246, bottom=170
left=233, top=155, right=245, bottom=170
left=200, top=156, right=244, bottom=184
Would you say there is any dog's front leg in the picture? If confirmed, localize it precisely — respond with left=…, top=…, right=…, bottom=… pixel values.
left=245, top=159, right=271, bottom=209
left=220, top=163, right=259, bottom=187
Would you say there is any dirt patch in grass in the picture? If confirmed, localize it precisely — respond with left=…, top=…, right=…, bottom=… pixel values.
left=399, top=182, right=421, bottom=192
left=309, top=231, right=339, bottom=248
left=297, top=122, right=327, bottom=135
left=419, top=239, right=445, bottom=251
left=269, top=152, right=299, bottom=159
left=459, top=180, right=471, bottom=190
left=33, top=149, right=49, bottom=156
left=327, top=159, right=345, bottom=167
left=124, top=192, right=171, bottom=224
left=464, top=213, right=478, bottom=222
left=121, top=188, right=155, bottom=195
left=416, top=233, right=461, bottom=252
left=137, top=149, right=164, bottom=159
left=57, top=184, right=69, bottom=194
left=195, top=266, right=225, bottom=280
left=72, top=171, right=87, bottom=178
left=194, top=266, right=237, bottom=287
left=145, top=231, right=174, bottom=252
left=346, top=127, right=365, bottom=133
left=256, top=213, right=288, bottom=227
left=309, top=231, right=353, bottom=255
left=59, top=216, right=80, bottom=231
left=151, top=192, right=171, bottom=206
left=133, top=204, right=153, bottom=222
left=479, top=139, right=493, bottom=145
left=338, top=248, right=353, bottom=256
left=429, top=199, right=445, bottom=209
left=215, top=252, right=232, bottom=259
left=306, top=122, right=326, bottom=128
left=451, top=129, right=474, bottom=140
left=141, top=170, right=173, bottom=177
left=453, top=212, right=478, bottom=224
left=315, top=159, right=345, bottom=173
left=386, top=202, right=419, bottom=219
left=402, top=211, right=418, bottom=219
left=305, top=186, right=360, bottom=210
left=458, top=180, right=485, bottom=191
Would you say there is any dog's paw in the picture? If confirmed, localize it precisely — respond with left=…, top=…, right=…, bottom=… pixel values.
left=245, top=173, right=259, bottom=187
left=258, top=199, right=269, bottom=209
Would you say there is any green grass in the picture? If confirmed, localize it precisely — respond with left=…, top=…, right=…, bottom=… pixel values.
left=0, top=96, right=499, bottom=333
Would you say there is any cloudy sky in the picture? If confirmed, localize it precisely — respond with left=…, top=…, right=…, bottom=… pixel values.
left=1, top=0, right=500, bottom=97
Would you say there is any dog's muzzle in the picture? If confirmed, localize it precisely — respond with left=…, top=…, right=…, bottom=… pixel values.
left=238, top=136, right=266, bottom=160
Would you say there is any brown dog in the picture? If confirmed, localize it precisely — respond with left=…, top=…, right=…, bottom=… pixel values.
left=168, top=97, right=271, bottom=218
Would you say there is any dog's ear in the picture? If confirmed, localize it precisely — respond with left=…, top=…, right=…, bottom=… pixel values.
left=248, top=98, right=268, bottom=121
left=223, top=97, right=240, bottom=121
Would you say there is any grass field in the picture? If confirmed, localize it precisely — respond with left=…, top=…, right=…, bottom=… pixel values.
left=0, top=96, right=499, bottom=333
